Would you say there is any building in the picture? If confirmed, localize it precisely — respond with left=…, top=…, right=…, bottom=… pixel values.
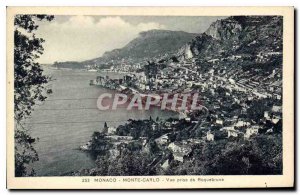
left=234, top=120, right=251, bottom=128
left=244, top=125, right=259, bottom=139
left=80, top=141, right=92, bottom=151
left=206, top=131, right=214, bottom=141
left=155, top=134, right=169, bottom=146
left=227, top=129, right=239, bottom=138
left=161, top=159, right=170, bottom=171
left=152, top=123, right=158, bottom=131
left=271, top=115, right=281, bottom=124
left=107, top=127, right=116, bottom=135
left=264, top=111, right=270, bottom=119
left=272, top=105, right=282, bottom=113
left=216, top=119, right=224, bottom=125
left=221, top=126, right=239, bottom=138
left=168, top=142, right=192, bottom=162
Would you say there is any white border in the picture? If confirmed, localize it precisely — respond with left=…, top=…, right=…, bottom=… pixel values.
left=1, top=0, right=298, bottom=193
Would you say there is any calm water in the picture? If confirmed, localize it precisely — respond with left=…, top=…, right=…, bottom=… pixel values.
left=26, top=68, right=177, bottom=176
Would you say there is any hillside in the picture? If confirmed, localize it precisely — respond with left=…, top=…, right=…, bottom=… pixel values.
left=54, top=16, right=283, bottom=71
left=54, top=29, right=198, bottom=69
left=178, top=16, right=283, bottom=61
left=88, top=29, right=198, bottom=64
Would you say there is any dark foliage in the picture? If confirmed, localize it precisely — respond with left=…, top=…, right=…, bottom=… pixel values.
left=14, top=14, right=54, bottom=177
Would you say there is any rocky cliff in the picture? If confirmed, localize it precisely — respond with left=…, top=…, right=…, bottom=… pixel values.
left=177, top=16, right=283, bottom=64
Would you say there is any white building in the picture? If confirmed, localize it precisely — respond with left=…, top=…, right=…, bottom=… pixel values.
left=244, top=125, right=259, bottom=139
left=108, top=127, right=117, bottom=135
left=234, top=120, right=251, bottom=128
left=272, top=105, right=282, bottom=112
left=264, top=111, right=270, bottom=119
left=227, top=129, right=239, bottom=138
left=155, top=134, right=169, bottom=145
left=216, top=119, right=224, bottom=125
left=221, top=126, right=239, bottom=138
left=206, top=131, right=214, bottom=141
left=168, top=142, right=192, bottom=162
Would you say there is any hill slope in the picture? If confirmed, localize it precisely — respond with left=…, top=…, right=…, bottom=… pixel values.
left=178, top=16, right=283, bottom=60
left=83, top=29, right=198, bottom=65
left=54, top=29, right=199, bottom=69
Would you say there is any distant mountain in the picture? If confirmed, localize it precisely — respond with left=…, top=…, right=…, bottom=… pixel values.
left=83, top=30, right=199, bottom=65
left=54, top=29, right=199, bottom=69
left=54, top=16, right=283, bottom=71
left=52, top=61, right=86, bottom=69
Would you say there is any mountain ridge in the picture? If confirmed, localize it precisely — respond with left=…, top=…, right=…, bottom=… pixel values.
left=54, top=16, right=283, bottom=72
left=176, top=16, right=283, bottom=65
left=54, top=29, right=199, bottom=69
left=91, top=29, right=199, bottom=63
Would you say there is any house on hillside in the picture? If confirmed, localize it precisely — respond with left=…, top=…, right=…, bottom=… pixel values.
left=206, top=131, right=215, bottom=141
left=168, top=142, right=192, bottom=162
left=155, top=134, right=169, bottom=146
left=234, top=120, right=251, bottom=128
left=272, top=105, right=282, bottom=113
left=221, top=126, right=239, bottom=138
left=227, top=129, right=239, bottom=138
left=216, top=119, right=224, bottom=125
left=244, top=125, right=259, bottom=139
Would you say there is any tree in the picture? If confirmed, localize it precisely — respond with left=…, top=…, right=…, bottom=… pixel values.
left=202, top=134, right=282, bottom=175
left=94, top=149, right=155, bottom=176
left=90, top=132, right=111, bottom=157
left=102, top=122, right=108, bottom=133
left=148, top=139, right=160, bottom=154
left=246, top=99, right=273, bottom=122
left=94, top=154, right=110, bottom=175
left=14, top=15, right=54, bottom=176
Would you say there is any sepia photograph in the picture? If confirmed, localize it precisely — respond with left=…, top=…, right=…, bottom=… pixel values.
left=6, top=6, right=294, bottom=189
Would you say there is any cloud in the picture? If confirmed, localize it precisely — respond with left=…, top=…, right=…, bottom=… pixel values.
left=36, top=16, right=165, bottom=63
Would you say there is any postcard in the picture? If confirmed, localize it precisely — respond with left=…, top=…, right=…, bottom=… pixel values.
left=6, top=6, right=294, bottom=189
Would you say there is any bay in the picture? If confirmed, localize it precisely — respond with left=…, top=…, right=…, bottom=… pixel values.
left=26, top=67, right=177, bottom=176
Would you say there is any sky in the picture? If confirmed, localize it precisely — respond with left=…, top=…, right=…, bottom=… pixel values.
left=35, top=16, right=225, bottom=64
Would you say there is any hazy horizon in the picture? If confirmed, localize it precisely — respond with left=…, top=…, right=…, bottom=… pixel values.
left=35, top=16, right=225, bottom=64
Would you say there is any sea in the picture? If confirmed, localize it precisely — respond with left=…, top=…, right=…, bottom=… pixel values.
left=25, top=67, right=178, bottom=176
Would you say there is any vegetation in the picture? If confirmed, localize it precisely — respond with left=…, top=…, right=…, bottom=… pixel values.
left=246, top=98, right=281, bottom=123
left=80, top=114, right=282, bottom=176
left=14, top=14, right=54, bottom=176
left=82, top=131, right=282, bottom=176
left=93, top=149, right=155, bottom=176
left=175, top=134, right=282, bottom=175
left=89, top=132, right=112, bottom=158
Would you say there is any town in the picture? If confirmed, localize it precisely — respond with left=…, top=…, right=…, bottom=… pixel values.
left=78, top=48, right=283, bottom=176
